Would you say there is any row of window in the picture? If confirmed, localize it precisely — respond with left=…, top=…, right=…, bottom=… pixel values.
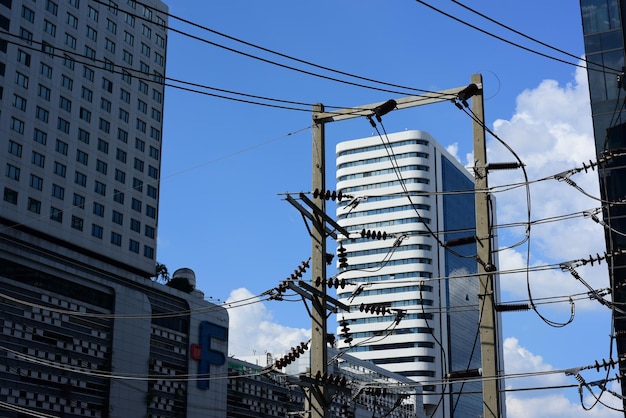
left=337, top=139, right=430, bottom=158
left=3, top=186, right=156, bottom=259
left=338, top=152, right=430, bottom=170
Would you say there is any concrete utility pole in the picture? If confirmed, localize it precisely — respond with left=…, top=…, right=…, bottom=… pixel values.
left=471, top=73, right=501, bottom=418
left=309, top=103, right=329, bottom=418
left=307, top=75, right=501, bottom=418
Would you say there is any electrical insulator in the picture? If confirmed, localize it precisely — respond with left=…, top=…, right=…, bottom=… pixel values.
left=313, top=188, right=344, bottom=201
left=315, top=276, right=323, bottom=287
left=337, top=246, right=348, bottom=269
left=290, top=259, right=310, bottom=280
left=314, top=371, right=347, bottom=386
left=359, top=303, right=391, bottom=315
left=360, top=229, right=387, bottom=240
left=328, top=278, right=346, bottom=289
left=339, top=320, right=352, bottom=344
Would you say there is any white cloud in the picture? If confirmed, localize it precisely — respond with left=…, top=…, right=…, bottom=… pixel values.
left=225, top=288, right=310, bottom=361
left=504, top=337, right=622, bottom=418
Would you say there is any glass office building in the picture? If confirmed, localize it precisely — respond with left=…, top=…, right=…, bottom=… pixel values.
left=334, top=130, right=501, bottom=417
left=580, top=0, right=626, bottom=407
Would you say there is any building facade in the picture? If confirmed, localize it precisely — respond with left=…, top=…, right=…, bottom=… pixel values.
left=579, top=0, right=626, bottom=408
left=334, top=130, right=492, bottom=417
left=0, top=1, right=232, bottom=417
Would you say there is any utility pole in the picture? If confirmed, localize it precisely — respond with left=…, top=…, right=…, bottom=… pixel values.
left=471, top=73, right=501, bottom=418
left=310, top=103, right=329, bottom=418
left=305, top=75, right=501, bottom=417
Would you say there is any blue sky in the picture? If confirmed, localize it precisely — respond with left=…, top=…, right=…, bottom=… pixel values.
left=155, top=2, right=621, bottom=416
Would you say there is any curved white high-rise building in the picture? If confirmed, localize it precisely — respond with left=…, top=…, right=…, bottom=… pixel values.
left=335, top=130, right=486, bottom=417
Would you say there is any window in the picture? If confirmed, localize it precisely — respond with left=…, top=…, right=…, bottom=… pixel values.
left=78, top=128, right=90, bottom=143
left=111, top=232, right=122, bottom=246
left=120, top=88, right=130, bottom=103
left=136, top=119, right=146, bottom=133
left=144, top=245, right=154, bottom=259
left=67, top=13, right=78, bottom=29
left=142, top=24, right=151, bottom=38
left=104, top=58, right=114, bottom=72
left=53, top=162, right=66, bottom=177
left=57, top=117, right=70, bottom=134
left=43, top=20, right=56, bottom=36
left=98, top=139, right=109, bottom=154
left=71, top=216, right=83, bottom=231
left=145, top=225, right=155, bottom=238
left=96, top=159, right=107, bottom=175
left=29, top=174, right=43, bottom=190
left=21, top=6, right=34, bottom=23
left=83, top=66, right=94, bottom=82
left=121, top=70, right=132, bottom=84
left=123, top=50, right=133, bottom=65
left=6, top=164, right=20, bottom=180
left=112, top=210, right=123, bottom=225
left=102, top=78, right=113, bottom=93
left=131, top=198, right=141, bottom=212
left=56, top=139, right=68, bottom=155
left=146, top=205, right=156, bottom=219
left=79, top=107, right=91, bottom=123
left=147, top=185, right=158, bottom=199
left=76, top=149, right=88, bottom=165
left=141, top=42, right=150, bottom=57
left=125, top=12, right=135, bottom=27
left=74, top=171, right=86, bottom=187
left=101, top=98, right=112, bottom=113
left=63, top=55, right=75, bottom=70
left=69, top=0, right=80, bottom=7
left=137, top=99, right=147, bottom=113
left=27, top=198, right=41, bottom=214
left=138, top=80, right=148, bottom=94
left=148, top=165, right=158, bottom=179
left=85, top=46, right=96, bottom=60
left=107, top=19, right=117, bottom=33
left=86, top=26, right=97, bottom=41
left=31, top=151, right=45, bottom=168
left=124, top=31, right=134, bottom=46
left=134, top=158, right=144, bottom=172
left=116, top=148, right=127, bottom=163
left=19, top=27, right=33, bottom=45
left=93, top=202, right=104, bottom=216
left=17, top=49, right=31, bottom=66
left=46, top=0, right=58, bottom=15
left=118, top=128, right=128, bottom=143
left=59, top=96, right=71, bottom=112
left=105, top=38, right=116, bottom=53
left=99, top=118, right=111, bottom=133
left=65, top=33, right=77, bottom=49
left=130, top=218, right=140, bottom=232
left=91, top=224, right=103, bottom=239
left=154, top=52, right=164, bottom=67
left=11, top=117, right=24, bottom=134
left=152, top=108, right=161, bottom=122
left=42, top=42, right=55, bottom=57
left=132, top=178, right=143, bottom=192
left=40, top=63, right=53, bottom=79
left=51, top=184, right=65, bottom=200
left=135, top=138, right=145, bottom=152
left=36, top=106, right=49, bottom=123
left=113, top=189, right=124, bottom=204
left=13, top=94, right=27, bottom=111
left=88, top=6, right=99, bottom=22
left=38, top=84, right=51, bottom=101
left=4, top=188, right=18, bottom=205
left=8, top=140, right=22, bottom=157
left=108, top=1, right=119, bottom=14
left=140, top=61, right=149, bottom=74
left=15, top=71, right=28, bottom=88
left=153, top=71, right=163, bottom=84
left=149, top=146, right=159, bottom=160
left=115, top=169, right=126, bottom=183
left=153, top=89, right=162, bottom=103
left=129, top=239, right=139, bottom=253
left=50, top=207, right=63, bottom=223
left=81, top=87, right=93, bottom=102
left=73, top=193, right=85, bottom=208
left=111, top=210, right=124, bottom=225
left=61, top=75, right=73, bottom=90
left=156, top=34, right=165, bottom=48
left=119, top=108, right=129, bottom=123
left=95, top=181, right=106, bottom=196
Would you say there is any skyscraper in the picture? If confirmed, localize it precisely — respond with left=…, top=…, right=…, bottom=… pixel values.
left=335, top=130, right=496, bottom=417
left=0, top=2, right=230, bottom=417
left=579, top=1, right=626, bottom=409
